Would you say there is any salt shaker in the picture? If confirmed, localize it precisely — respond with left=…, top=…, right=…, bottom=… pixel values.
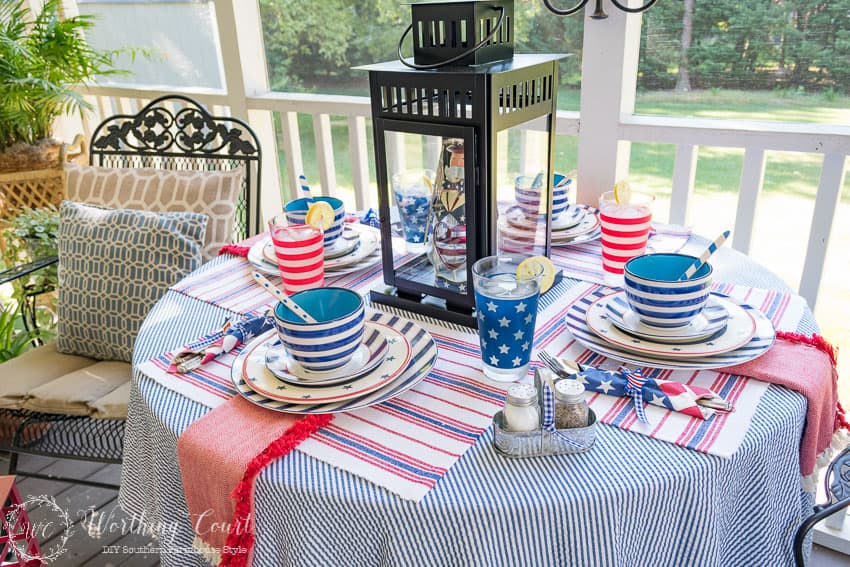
left=553, top=380, right=589, bottom=429
left=503, top=383, right=540, bottom=432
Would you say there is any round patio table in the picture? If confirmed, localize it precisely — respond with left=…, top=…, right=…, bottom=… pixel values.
left=122, top=238, right=817, bottom=567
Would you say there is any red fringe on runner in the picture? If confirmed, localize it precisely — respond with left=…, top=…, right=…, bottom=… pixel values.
left=776, top=331, right=847, bottom=432
left=219, top=413, right=333, bottom=567
left=218, top=244, right=251, bottom=257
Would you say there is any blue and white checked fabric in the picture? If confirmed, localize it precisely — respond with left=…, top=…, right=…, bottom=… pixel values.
left=540, top=382, right=590, bottom=450
left=623, top=367, right=649, bottom=423
left=122, top=238, right=818, bottom=566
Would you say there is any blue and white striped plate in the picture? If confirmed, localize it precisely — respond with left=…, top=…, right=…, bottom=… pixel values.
left=605, top=291, right=730, bottom=344
left=231, top=310, right=438, bottom=414
left=243, top=323, right=407, bottom=403
left=565, top=290, right=775, bottom=370
left=586, top=292, right=756, bottom=358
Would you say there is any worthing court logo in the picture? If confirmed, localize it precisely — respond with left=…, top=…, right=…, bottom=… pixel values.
left=5, top=494, right=74, bottom=562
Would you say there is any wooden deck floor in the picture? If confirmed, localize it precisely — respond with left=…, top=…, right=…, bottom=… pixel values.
left=2, top=453, right=158, bottom=567
left=3, top=453, right=848, bottom=566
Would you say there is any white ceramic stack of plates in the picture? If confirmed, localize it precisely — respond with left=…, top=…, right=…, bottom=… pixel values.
left=564, top=290, right=776, bottom=370
left=249, top=223, right=381, bottom=276
left=231, top=310, right=438, bottom=414
left=497, top=204, right=601, bottom=253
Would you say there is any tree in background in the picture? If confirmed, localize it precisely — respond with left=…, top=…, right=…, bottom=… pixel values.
left=259, top=0, right=850, bottom=95
left=675, top=0, right=695, bottom=91
left=259, top=0, right=582, bottom=92
left=259, top=0, right=406, bottom=90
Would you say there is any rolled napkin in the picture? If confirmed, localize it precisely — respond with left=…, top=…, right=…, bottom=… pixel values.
left=169, top=313, right=274, bottom=373
left=719, top=331, right=848, bottom=481
left=357, top=207, right=381, bottom=229
left=571, top=366, right=733, bottom=423
left=177, top=396, right=332, bottom=566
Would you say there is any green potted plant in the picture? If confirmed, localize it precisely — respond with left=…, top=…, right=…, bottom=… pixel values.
left=1, top=205, right=60, bottom=338
left=4, top=205, right=60, bottom=261
left=0, top=0, right=122, bottom=177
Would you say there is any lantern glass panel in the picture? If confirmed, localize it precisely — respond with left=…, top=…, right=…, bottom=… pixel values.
left=384, top=130, right=471, bottom=297
left=494, top=126, right=551, bottom=257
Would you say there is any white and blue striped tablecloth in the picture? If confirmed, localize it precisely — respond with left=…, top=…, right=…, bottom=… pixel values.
left=121, top=243, right=817, bottom=567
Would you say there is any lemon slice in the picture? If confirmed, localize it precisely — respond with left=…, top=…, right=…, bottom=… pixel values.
left=305, top=201, right=335, bottom=230
left=517, top=255, right=556, bottom=294
left=613, top=180, right=632, bottom=205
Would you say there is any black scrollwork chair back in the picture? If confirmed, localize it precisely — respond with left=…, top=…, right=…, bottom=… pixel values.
left=793, top=445, right=850, bottom=566
left=89, top=94, right=263, bottom=240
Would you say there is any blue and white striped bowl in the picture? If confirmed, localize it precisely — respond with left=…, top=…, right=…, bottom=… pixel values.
left=515, top=173, right=571, bottom=217
left=285, top=196, right=346, bottom=246
left=624, top=253, right=713, bottom=329
left=273, top=287, right=365, bottom=372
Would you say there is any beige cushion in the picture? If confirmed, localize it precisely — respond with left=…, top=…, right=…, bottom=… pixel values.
left=23, top=360, right=131, bottom=416
left=0, top=342, right=96, bottom=409
left=65, top=163, right=243, bottom=261
left=90, top=381, right=132, bottom=419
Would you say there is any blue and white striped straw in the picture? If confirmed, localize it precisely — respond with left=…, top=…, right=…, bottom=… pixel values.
left=251, top=271, right=318, bottom=323
left=679, top=230, right=731, bottom=281
left=298, top=174, right=314, bottom=202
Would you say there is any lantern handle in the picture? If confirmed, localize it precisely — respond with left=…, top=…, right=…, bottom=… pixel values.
left=397, top=5, right=507, bottom=70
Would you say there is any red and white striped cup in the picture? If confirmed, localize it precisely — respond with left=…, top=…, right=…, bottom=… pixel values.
left=598, top=191, right=655, bottom=279
left=268, top=214, right=324, bottom=295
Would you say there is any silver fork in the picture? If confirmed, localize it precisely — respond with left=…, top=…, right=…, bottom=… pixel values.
left=538, top=351, right=580, bottom=379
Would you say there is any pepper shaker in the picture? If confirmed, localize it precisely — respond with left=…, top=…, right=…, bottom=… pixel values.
left=553, top=380, right=589, bottom=429
left=503, top=383, right=540, bottom=432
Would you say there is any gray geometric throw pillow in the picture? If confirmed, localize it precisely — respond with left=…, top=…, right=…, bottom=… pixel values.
left=56, top=200, right=208, bottom=362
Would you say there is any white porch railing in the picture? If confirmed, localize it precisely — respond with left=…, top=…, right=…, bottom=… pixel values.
left=71, top=85, right=848, bottom=311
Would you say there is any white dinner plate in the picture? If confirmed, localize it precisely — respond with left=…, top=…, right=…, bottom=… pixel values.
left=564, top=289, right=775, bottom=370
left=551, top=228, right=602, bottom=247
left=551, top=208, right=600, bottom=240
left=265, top=323, right=389, bottom=386
left=238, top=323, right=410, bottom=404
left=604, top=291, right=730, bottom=344
left=248, top=224, right=380, bottom=274
left=231, top=310, right=438, bottom=414
left=585, top=292, right=756, bottom=358
left=264, top=227, right=360, bottom=263
left=505, top=205, right=585, bottom=231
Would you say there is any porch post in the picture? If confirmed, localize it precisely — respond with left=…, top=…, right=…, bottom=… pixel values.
left=575, top=2, right=643, bottom=206
left=214, top=0, right=283, bottom=233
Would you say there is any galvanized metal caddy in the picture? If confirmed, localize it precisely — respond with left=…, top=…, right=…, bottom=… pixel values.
left=492, top=370, right=597, bottom=458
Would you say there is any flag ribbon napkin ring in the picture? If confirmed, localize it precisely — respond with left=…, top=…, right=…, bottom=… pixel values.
left=169, top=312, right=275, bottom=373
left=574, top=366, right=734, bottom=422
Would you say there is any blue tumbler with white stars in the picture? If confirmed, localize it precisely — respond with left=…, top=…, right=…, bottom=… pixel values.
left=391, top=169, right=435, bottom=254
left=472, top=256, right=543, bottom=382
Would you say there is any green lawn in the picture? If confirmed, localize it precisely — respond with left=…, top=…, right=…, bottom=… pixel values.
left=278, top=88, right=850, bottom=204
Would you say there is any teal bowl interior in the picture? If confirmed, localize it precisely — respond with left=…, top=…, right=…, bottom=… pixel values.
left=625, top=253, right=711, bottom=282
left=285, top=196, right=344, bottom=214
left=275, top=288, right=362, bottom=324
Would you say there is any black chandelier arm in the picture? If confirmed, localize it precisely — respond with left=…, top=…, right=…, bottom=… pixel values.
left=608, top=0, right=659, bottom=14
left=542, top=0, right=590, bottom=17
left=397, top=5, right=506, bottom=70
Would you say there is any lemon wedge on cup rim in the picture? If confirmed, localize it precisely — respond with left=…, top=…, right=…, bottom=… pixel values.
left=305, top=201, right=335, bottom=231
left=516, top=255, right=556, bottom=294
left=613, top=179, right=632, bottom=205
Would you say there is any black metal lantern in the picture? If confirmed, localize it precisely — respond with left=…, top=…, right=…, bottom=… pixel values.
left=360, top=0, right=567, bottom=327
